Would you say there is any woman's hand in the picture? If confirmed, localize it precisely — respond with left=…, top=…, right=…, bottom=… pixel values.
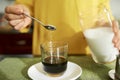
left=4, top=4, right=32, bottom=30
left=112, top=21, right=120, bottom=50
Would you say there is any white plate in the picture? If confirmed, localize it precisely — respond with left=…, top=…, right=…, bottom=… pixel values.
left=27, top=61, right=82, bottom=80
left=108, top=69, right=115, bottom=80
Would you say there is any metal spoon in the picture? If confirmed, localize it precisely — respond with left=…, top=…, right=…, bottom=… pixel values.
left=23, top=13, right=56, bottom=31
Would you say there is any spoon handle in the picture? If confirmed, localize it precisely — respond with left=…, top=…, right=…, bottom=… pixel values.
left=23, top=13, right=45, bottom=26
left=23, top=13, right=56, bottom=31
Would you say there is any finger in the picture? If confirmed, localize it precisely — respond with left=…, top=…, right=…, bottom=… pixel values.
left=14, top=17, right=32, bottom=30
left=4, top=13, right=24, bottom=21
left=5, top=5, right=23, bottom=15
left=23, top=17, right=32, bottom=27
left=112, top=35, right=119, bottom=44
left=14, top=20, right=25, bottom=30
left=115, top=40, right=120, bottom=48
left=119, top=45, right=120, bottom=50
left=9, top=19, right=23, bottom=26
left=112, top=21, right=119, bottom=35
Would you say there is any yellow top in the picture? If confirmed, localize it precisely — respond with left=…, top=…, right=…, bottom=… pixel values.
left=16, top=0, right=112, bottom=56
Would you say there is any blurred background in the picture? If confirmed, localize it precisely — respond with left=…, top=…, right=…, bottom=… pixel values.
left=0, top=0, right=120, bottom=57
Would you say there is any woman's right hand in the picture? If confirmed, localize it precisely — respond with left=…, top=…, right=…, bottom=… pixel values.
left=112, top=21, right=120, bottom=50
left=4, top=4, right=32, bottom=30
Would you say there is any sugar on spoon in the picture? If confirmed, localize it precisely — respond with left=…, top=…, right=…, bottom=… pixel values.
left=23, top=13, right=56, bottom=31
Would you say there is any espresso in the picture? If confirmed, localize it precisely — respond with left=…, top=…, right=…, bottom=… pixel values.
left=42, top=56, right=67, bottom=74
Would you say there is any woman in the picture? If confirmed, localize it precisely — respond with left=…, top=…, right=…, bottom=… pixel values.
left=4, top=0, right=120, bottom=56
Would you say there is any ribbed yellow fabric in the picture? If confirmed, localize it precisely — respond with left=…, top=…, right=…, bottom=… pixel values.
left=16, top=0, right=112, bottom=56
